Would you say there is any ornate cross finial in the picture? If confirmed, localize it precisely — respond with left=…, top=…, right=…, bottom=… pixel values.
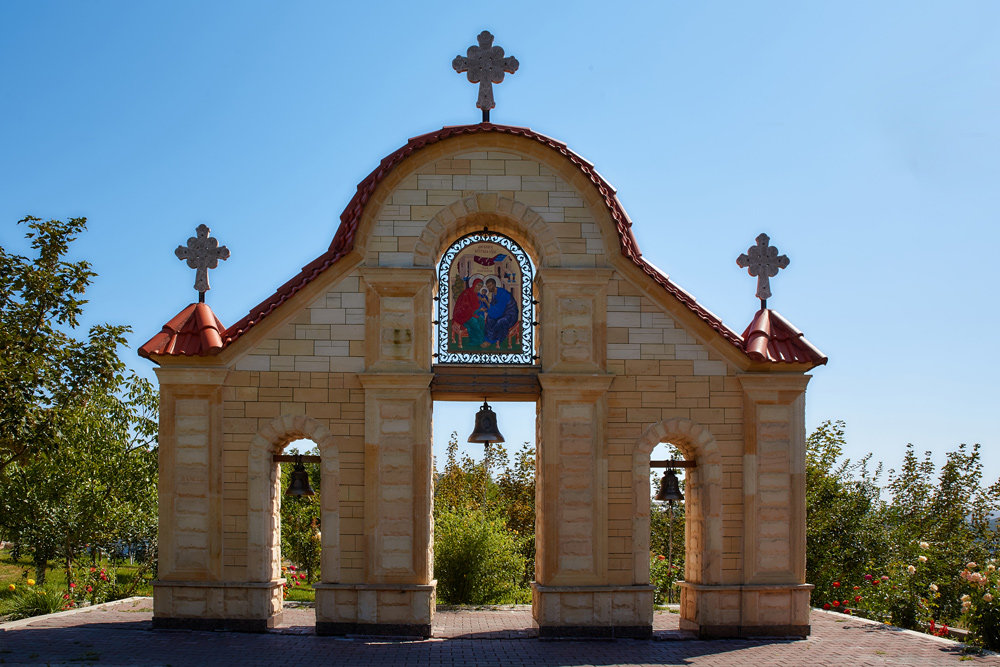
left=737, top=233, right=789, bottom=309
left=452, top=30, right=519, bottom=123
left=174, top=224, right=230, bottom=303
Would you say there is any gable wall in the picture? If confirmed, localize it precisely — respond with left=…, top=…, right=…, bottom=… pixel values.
left=606, top=272, right=745, bottom=586
left=364, top=150, right=606, bottom=268
left=219, top=273, right=367, bottom=582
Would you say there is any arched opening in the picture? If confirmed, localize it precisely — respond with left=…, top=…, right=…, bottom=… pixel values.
left=434, top=230, right=535, bottom=365
left=245, top=415, right=340, bottom=630
left=278, top=439, right=322, bottom=606
left=635, top=418, right=724, bottom=634
left=649, top=441, right=686, bottom=608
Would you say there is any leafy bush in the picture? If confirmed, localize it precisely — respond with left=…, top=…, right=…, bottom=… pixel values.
left=960, top=561, right=1000, bottom=650
left=434, top=508, right=527, bottom=605
left=650, top=554, right=681, bottom=605
left=6, top=585, right=67, bottom=619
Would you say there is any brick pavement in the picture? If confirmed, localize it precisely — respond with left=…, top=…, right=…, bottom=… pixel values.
left=2, top=598, right=998, bottom=666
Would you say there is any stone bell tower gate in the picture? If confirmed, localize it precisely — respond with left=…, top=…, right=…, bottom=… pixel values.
left=140, top=124, right=826, bottom=638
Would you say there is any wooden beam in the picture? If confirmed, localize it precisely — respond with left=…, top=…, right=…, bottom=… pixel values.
left=431, top=364, right=540, bottom=401
left=273, top=455, right=321, bottom=463
left=649, top=459, right=696, bottom=469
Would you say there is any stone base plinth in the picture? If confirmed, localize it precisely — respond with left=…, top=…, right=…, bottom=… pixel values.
left=678, top=581, right=813, bottom=638
left=314, top=582, right=435, bottom=637
left=531, top=583, right=653, bottom=638
left=152, top=580, right=284, bottom=633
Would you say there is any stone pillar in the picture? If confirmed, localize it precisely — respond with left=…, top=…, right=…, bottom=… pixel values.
left=679, top=373, right=812, bottom=638
left=315, top=267, right=436, bottom=636
left=153, top=367, right=280, bottom=631
left=533, top=268, right=650, bottom=637
left=535, top=373, right=652, bottom=637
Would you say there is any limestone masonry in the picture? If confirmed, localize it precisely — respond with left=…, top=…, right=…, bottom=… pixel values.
left=141, top=124, right=825, bottom=638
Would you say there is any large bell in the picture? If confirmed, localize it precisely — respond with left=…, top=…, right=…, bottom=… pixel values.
left=654, top=469, right=684, bottom=503
left=286, top=455, right=316, bottom=496
left=468, top=400, right=505, bottom=444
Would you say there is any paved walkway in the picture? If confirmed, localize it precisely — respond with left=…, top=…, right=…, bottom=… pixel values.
left=2, top=598, right=998, bottom=666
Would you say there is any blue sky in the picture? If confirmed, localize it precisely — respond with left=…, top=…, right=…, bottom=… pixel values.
left=2, top=1, right=998, bottom=484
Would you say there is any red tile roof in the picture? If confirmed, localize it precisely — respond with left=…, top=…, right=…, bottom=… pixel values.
left=141, top=123, right=825, bottom=369
left=741, top=308, right=828, bottom=365
left=138, top=302, right=225, bottom=358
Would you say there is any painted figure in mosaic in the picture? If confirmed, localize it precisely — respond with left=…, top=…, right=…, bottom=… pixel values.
left=482, top=277, right=518, bottom=349
left=451, top=278, right=486, bottom=348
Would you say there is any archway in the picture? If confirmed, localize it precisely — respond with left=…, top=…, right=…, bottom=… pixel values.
left=246, top=415, right=340, bottom=624
left=635, top=418, right=723, bottom=631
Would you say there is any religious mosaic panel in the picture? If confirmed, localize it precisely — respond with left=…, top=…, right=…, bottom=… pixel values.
left=436, top=232, right=533, bottom=364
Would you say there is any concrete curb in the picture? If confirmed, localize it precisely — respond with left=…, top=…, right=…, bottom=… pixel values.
left=812, top=606, right=997, bottom=655
left=0, top=595, right=151, bottom=631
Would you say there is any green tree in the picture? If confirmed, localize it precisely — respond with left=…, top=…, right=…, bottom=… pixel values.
left=0, top=216, right=130, bottom=474
left=0, top=375, right=158, bottom=584
left=806, top=420, right=888, bottom=600
left=433, top=432, right=536, bottom=597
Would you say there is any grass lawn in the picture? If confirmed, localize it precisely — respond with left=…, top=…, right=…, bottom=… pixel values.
left=0, top=547, right=154, bottom=618
left=283, top=580, right=316, bottom=602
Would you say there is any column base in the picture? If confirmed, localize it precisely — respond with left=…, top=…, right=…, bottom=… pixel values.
left=314, top=582, right=435, bottom=638
left=677, top=581, right=813, bottom=639
left=532, top=583, right=653, bottom=639
left=152, top=580, right=284, bottom=633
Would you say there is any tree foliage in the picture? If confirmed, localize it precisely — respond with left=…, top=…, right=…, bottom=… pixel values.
left=806, top=419, right=1000, bottom=640
left=0, top=216, right=130, bottom=474
left=433, top=432, right=535, bottom=601
left=0, top=216, right=159, bottom=589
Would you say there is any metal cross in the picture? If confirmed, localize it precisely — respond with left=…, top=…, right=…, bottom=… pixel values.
left=736, top=233, right=789, bottom=308
left=174, top=224, right=230, bottom=302
left=452, top=30, right=519, bottom=123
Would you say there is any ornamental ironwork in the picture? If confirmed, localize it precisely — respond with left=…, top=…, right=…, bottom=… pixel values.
left=436, top=232, right=534, bottom=365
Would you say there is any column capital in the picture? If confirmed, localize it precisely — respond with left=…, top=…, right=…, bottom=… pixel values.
left=736, top=373, right=810, bottom=403
left=154, top=366, right=229, bottom=386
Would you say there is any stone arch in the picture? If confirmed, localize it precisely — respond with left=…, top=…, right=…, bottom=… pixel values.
left=247, top=415, right=340, bottom=584
left=634, top=418, right=724, bottom=588
left=412, top=193, right=562, bottom=268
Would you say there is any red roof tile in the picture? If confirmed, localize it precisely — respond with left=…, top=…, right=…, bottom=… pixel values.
left=142, top=123, right=826, bottom=369
left=139, top=302, right=225, bottom=358
left=741, top=309, right=828, bottom=365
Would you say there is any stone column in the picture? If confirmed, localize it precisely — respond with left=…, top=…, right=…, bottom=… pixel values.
left=532, top=267, right=650, bottom=637
left=692, top=372, right=812, bottom=638
left=153, top=367, right=278, bottom=631
left=315, top=267, right=436, bottom=636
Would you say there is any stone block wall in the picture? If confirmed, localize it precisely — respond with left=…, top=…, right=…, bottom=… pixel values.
left=152, top=134, right=812, bottom=638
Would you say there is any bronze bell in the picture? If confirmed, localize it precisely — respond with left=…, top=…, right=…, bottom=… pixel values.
left=654, top=469, right=684, bottom=503
left=286, top=455, right=315, bottom=496
left=468, top=400, right=505, bottom=444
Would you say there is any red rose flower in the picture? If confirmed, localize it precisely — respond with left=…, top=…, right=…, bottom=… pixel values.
left=854, top=595, right=861, bottom=602
left=832, top=582, right=841, bottom=588
left=832, top=601, right=840, bottom=607
left=823, top=603, right=831, bottom=610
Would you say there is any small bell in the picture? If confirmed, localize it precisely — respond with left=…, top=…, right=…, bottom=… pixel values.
left=654, top=469, right=684, bottom=503
left=286, top=455, right=315, bottom=496
left=468, top=400, right=505, bottom=444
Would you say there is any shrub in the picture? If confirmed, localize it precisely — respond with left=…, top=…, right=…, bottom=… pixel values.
left=6, top=585, right=67, bottom=619
left=434, top=508, right=527, bottom=605
left=650, top=554, right=681, bottom=605
left=960, top=561, right=1000, bottom=651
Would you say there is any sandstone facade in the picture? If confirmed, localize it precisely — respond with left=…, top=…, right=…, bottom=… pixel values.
left=143, top=125, right=824, bottom=637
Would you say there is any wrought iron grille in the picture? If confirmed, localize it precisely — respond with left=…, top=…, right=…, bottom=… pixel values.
left=436, top=232, right=534, bottom=365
